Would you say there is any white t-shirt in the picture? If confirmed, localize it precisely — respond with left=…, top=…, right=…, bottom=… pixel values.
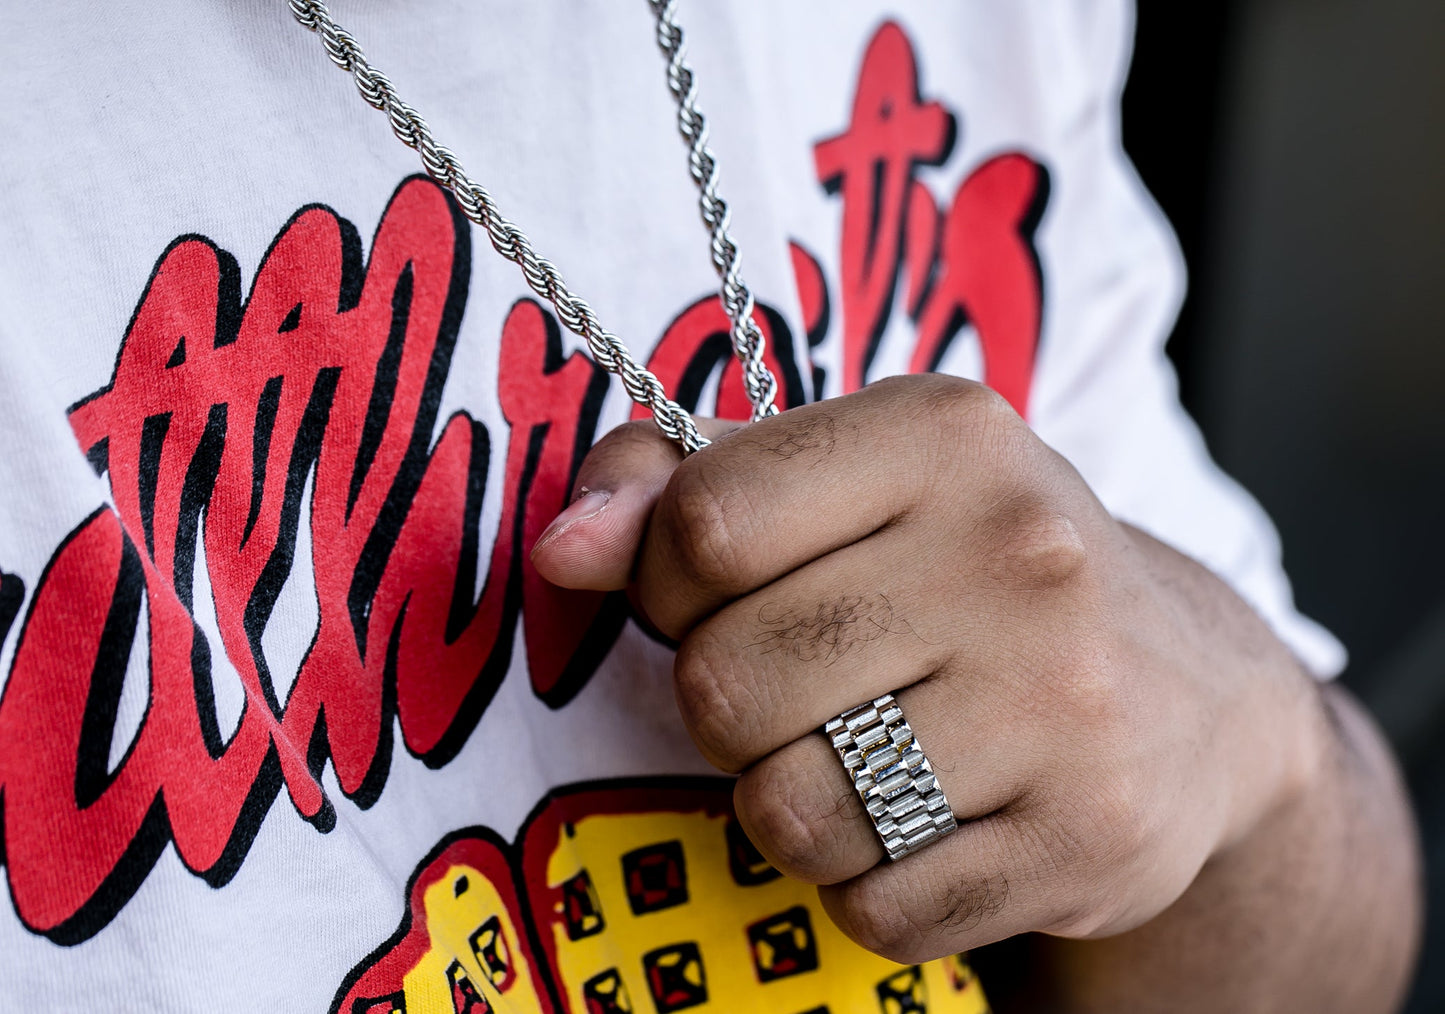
left=0, top=2, right=1342, bottom=1011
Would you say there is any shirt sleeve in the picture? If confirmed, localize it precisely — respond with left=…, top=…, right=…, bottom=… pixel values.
left=1026, top=2, right=1346, bottom=679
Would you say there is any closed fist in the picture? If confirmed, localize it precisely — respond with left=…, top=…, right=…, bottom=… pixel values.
left=532, top=374, right=1318, bottom=964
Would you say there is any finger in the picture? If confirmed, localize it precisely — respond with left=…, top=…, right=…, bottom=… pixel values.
left=636, top=375, right=1008, bottom=638
left=531, top=417, right=742, bottom=590
left=672, top=506, right=1071, bottom=772
left=731, top=672, right=1034, bottom=887
left=673, top=525, right=950, bottom=772
left=816, top=811, right=1051, bottom=964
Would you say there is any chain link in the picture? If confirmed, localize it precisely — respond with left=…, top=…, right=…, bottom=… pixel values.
left=648, top=0, right=779, bottom=422
left=289, top=0, right=784, bottom=451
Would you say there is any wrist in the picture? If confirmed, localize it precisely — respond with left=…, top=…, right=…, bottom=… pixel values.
left=1121, top=522, right=1329, bottom=862
left=1215, top=654, right=1331, bottom=860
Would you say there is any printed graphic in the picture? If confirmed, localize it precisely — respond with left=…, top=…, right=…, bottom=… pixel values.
left=0, top=177, right=635, bottom=945
left=809, top=20, right=1047, bottom=410
left=0, top=20, right=1047, bottom=945
left=334, top=780, right=989, bottom=1014
left=637, top=21, right=1048, bottom=420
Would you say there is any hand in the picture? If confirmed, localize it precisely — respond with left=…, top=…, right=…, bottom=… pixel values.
left=531, top=374, right=1323, bottom=963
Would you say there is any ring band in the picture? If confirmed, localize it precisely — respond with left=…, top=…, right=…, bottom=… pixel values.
left=824, top=693, right=958, bottom=861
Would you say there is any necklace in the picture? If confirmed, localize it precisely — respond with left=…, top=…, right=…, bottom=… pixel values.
left=288, top=0, right=781, bottom=453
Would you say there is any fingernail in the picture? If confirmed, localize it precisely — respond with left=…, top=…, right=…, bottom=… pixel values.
left=532, top=489, right=611, bottom=556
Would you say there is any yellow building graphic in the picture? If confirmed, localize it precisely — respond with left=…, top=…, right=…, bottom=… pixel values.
left=333, top=779, right=989, bottom=1014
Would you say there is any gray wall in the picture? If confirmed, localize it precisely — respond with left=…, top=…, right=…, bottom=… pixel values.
left=1201, top=0, right=1444, bottom=689
left=1189, top=0, right=1443, bottom=1007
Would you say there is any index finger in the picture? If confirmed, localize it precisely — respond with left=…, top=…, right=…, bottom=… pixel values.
left=636, top=374, right=1006, bottom=639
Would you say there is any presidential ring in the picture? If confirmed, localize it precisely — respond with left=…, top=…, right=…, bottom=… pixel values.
left=824, top=693, right=958, bottom=862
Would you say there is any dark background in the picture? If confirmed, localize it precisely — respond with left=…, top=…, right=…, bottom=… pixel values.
left=1122, top=0, right=1444, bottom=1008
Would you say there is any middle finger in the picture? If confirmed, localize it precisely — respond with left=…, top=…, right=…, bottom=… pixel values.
left=672, top=524, right=955, bottom=773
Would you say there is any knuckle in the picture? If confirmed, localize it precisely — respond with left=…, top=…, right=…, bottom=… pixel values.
left=1041, top=768, right=1153, bottom=881
left=673, top=632, right=759, bottom=770
left=1040, top=857, right=1133, bottom=940
left=868, top=373, right=1006, bottom=436
left=829, top=877, right=927, bottom=963
left=583, top=418, right=669, bottom=473
left=862, top=372, right=918, bottom=397
left=919, top=373, right=1014, bottom=430
left=659, top=462, right=748, bottom=588
left=592, top=417, right=660, bottom=453
left=1044, top=896, right=1113, bottom=940
left=1089, top=770, right=1154, bottom=861
left=1016, top=809, right=1090, bottom=883
left=980, top=492, right=1089, bottom=590
left=1040, top=632, right=1123, bottom=722
left=895, top=375, right=1033, bottom=492
left=1007, top=815, right=1109, bottom=938
left=573, top=419, right=680, bottom=509
left=734, top=760, right=849, bottom=882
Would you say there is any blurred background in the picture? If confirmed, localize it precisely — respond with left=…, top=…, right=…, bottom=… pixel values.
left=1122, top=0, right=1444, bottom=1007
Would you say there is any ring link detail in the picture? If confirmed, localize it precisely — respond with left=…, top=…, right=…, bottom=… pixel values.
left=825, top=693, right=958, bottom=861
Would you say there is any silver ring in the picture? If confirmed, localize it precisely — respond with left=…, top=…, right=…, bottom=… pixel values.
left=824, top=693, right=958, bottom=861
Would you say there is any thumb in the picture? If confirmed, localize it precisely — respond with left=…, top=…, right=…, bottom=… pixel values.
left=531, top=417, right=742, bottom=590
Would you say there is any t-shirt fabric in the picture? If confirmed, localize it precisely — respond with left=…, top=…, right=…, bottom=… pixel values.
left=0, top=2, right=1343, bottom=1011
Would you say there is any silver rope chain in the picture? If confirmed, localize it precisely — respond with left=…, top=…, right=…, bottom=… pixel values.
left=288, top=0, right=781, bottom=452
left=649, top=0, right=779, bottom=422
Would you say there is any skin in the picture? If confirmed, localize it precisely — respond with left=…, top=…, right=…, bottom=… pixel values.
left=531, top=374, right=1422, bottom=1012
